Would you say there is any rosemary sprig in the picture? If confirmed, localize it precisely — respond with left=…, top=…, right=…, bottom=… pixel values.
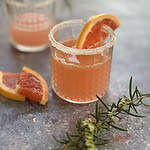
left=54, top=77, right=150, bottom=150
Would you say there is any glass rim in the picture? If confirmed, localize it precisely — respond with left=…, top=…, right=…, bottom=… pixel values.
left=49, top=19, right=116, bottom=55
left=6, top=0, right=55, bottom=7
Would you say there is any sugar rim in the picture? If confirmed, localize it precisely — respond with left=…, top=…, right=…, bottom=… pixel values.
left=6, top=0, right=55, bottom=7
left=49, top=19, right=116, bottom=55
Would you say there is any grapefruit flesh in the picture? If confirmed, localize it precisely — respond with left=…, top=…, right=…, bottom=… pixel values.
left=18, top=71, right=43, bottom=102
left=0, top=72, right=25, bottom=101
left=3, top=73, right=20, bottom=89
left=17, top=67, right=48, bottom=105
left=76, top=14, right=121, bottom=49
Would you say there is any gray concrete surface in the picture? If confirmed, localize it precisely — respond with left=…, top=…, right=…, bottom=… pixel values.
left=0, top=0, right=150, bottom=149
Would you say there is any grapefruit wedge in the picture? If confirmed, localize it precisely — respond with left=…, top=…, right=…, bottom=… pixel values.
left=76, top=14, right=121, bottom=49
left=16, top=67, right=48, bottom=105
left=0, top=72, right=25, bottom=101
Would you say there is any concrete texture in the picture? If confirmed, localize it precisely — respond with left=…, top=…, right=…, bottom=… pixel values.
left=0, top=0, right=150, bottom=149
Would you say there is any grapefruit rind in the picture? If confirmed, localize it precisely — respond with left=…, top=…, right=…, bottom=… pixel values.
left=0, top=72, right=25, bottom=101
left=16, top=67, right=48, bottom=105
left=76, top=14, right=121, bottom=49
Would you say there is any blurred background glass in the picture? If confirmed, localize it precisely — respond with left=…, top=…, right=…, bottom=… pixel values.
left=6, top=0, right=56, bottom=52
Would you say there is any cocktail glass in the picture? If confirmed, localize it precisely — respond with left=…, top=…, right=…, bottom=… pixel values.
left=6, top=0, right=56, bottom=52
left=49, top=19, right=116, bottom=103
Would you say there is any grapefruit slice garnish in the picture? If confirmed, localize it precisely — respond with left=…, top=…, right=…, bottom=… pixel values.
left=0, top=72, right=25, bottom=101
left=16, top=67, right=48, bottom=105
left=75, top=14, right=121, bottom=49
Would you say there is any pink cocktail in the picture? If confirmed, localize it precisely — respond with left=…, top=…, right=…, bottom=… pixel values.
left=49, top=20, right=116, bottom=103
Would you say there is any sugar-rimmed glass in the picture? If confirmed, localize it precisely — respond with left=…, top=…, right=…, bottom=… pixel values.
left=49, top=19, right=116, bottom=104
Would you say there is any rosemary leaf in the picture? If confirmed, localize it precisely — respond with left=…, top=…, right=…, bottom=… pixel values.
left=131, top=103, right=138, bottom=114
left=96, top=95, right=110, bottom=111
left=129, top=76, right=133, bottom=100
left=109, top=123, right=127, bottom=131
left=122, top=109, right=145, bottom=118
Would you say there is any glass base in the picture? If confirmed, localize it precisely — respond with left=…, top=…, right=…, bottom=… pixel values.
left=10, top=39, right=48, bottom=52
left=52, top=85, right=103, bottom=104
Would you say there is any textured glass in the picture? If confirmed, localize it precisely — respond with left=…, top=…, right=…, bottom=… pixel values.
left=6, top=0, right=56, bottom=52
left=49, top=20, right=115, bottom=103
